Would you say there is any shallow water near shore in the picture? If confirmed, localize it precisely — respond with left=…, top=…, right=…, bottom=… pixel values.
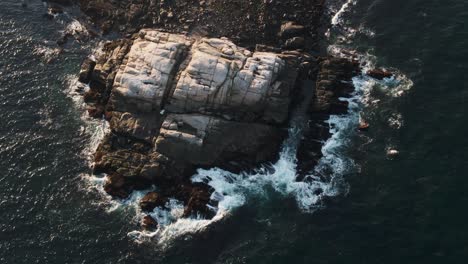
left=2, top=0, right=468, bottom=263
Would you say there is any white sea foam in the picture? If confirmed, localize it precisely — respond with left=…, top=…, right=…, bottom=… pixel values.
left=331, top=0, right=356, bottom=25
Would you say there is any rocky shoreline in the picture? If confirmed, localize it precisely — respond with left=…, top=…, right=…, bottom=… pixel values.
left=50, top=0, right=362, bottom=230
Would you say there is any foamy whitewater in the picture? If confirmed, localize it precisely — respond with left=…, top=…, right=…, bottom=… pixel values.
left=68, top=0, right=413, bottom=247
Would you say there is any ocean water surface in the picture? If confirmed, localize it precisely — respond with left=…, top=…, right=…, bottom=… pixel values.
left=1, top=0, right=468, bottom=263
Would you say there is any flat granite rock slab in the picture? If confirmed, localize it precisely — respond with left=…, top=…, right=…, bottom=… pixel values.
left=110, top=30, right=193, bottom=113
left=168, top=37, right=289, bottom=124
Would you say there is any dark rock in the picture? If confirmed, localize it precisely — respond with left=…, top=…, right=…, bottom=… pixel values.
left=296, top=57, right=361, bottom=177
left=280, top=21, right=305, bottom=39
left=140, top=192, right=167, bottom=212
left=77, top=0, right=325, bottom=51
left=141, top=215, right=158, bottom=230
left=183, top=185, right=215, bottom=219
left=284, top=37, right=305, bottom=49
left=56, top=33, right=70, bottom=46
left=155, top=114, right=284, bottom=171
left=48, top=5, right=64, bottom=14
left=103, top=173, right=130, bottom=199
left=367, top=68, right=393, bottom=80
left=87, top=106, right=104, bottom=118
left=109, top=112, right=163, bottom=144
left=43, top=13, right=54, bottom=20
left=78, top=58, right=96, bottom=83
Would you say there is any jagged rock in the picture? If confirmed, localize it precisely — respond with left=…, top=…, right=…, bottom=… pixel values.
left=109, top=111, right=163, bottom=143
left=93, top=134, right=154, bottom=179
left=311, top=58, right=360, bottom=114
left=140, top=192, right=167, bottom=211
left=296, top=57, right=361, bottom=178
left=183, top=185, right=214, bottom=218
left=83, top=39, right=133, bottom=117
left=141, top=215, right=158, bottom=230
left=103, top=173, right=130, bottom=199
left=78, top=57, right=96, bottom=83
left=280, top=21, right=305, bottom=39
left=367, top=68, right=393, bottom=80
left=87, top=105, right=104, bottom=118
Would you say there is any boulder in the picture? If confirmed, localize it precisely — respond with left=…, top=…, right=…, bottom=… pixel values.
left=280, top=21, right=305, bottom=39
left=367, top=68, right=393, bottom=80
left=284, top=37, right=305, bottom=50
left=183, top=185, right=214, bottom=218
left=140, top=192, right=167, bottom=211
left=78, top=58, right=96, bottom=83
left=141, top=215, right=158, bottom=230
left=103, top=173, right=131, bottom=199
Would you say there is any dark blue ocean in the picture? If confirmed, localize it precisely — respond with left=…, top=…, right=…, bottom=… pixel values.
left=1, top=0, right=467, bottom=263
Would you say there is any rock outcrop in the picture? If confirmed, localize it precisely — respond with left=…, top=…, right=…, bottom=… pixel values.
left=296, top=57, right=361, bottom=178
left=65, top=0, right=360, bottom=223
left=82, top=29, right=307, bottom=218
left=367, top=68, right=393, bottom=80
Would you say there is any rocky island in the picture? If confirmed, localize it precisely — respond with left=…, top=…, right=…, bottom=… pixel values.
left=50, top=0, right=360, bottom=228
